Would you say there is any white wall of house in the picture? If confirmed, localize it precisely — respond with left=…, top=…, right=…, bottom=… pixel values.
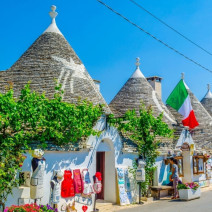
left=5, top=116, right=138, bottom=211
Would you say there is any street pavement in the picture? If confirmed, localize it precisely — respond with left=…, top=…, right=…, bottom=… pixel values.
left=118, top=190, right=212, bottom=212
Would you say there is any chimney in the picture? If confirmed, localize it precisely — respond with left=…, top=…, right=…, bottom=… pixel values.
left=93, top=79, right=101, bottom=91
left=146, top=76, right=162, bottom=99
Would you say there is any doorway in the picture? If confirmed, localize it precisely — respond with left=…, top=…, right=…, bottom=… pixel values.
left=96, top=152, right=105, bottom=200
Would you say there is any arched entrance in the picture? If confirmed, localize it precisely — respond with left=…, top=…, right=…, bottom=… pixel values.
left=96, top=138, right=116, bottom=203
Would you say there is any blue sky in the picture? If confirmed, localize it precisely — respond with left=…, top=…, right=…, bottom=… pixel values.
left=1, top=0, right=212, bottom=103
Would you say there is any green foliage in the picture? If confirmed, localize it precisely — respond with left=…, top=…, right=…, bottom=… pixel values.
left=177, top=183, right=188, bottom=190
left=0, top=83, right=103, bottom=208
left=109, top=105, right=173, bottom=197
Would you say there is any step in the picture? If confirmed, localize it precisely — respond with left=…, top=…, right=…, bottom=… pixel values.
left=96, top=200, right=115, bottom=211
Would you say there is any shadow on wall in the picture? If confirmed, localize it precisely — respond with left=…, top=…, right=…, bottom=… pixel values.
left=117, top=153, right=137, bottom=166
left=45, top=151, right=90, bottom=174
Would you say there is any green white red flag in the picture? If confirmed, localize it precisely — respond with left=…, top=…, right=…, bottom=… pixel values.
left=166, top=79, right=199, bottom=129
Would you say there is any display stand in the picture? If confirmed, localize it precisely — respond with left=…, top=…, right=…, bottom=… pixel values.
left=92, top=194, right=99, bottom=212
left=92, top=172, right=102, bottom=212
left=136, top=160, right=146, bottom=204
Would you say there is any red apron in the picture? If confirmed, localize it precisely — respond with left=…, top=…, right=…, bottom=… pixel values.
left=61, top=170, right=75, bottom=198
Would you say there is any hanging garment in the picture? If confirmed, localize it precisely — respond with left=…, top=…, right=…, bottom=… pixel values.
left=93, top=172, right=102, bottom=194
left=81, top=169, right=94, bottom=195
left=73, top=169, right=82, bottom=194
left=61, top=170, right=75, bottom=198
left=30, top=157, right=46, bottom=199
left=50, top=171, right=63, bottom=204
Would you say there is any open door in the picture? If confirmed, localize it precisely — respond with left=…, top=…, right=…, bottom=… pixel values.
left=96, top=152, right=105, bottom=199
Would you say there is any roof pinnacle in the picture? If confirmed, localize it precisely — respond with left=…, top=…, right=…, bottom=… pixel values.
left=136, top=57, right=140, bottom=68
left=49, top=5, right=58, bottom=23
left=181, top=72, right=184, bottom=80
left=207, top=84, right=210, bottom=91
left=130, top=57, right=144, bottom=78
left=43, top=5, right=62, bottom=35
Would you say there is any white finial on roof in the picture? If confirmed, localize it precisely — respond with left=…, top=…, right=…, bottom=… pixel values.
left=49, top=5, right=58, bottom=22
left=181, top=72, right=184, bottom=80
left=204, top=84, right=212, bottom=99
left=130, top=57, right=145, bottom=78
left=136, top=57, right=140, bottom=67
left=43, top=5, right=62, bottom=35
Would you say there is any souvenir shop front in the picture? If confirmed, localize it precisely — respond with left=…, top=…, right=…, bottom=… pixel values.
left=5, top=117, right=138, bottom=212
left=154, top=129, right=212, bottom=190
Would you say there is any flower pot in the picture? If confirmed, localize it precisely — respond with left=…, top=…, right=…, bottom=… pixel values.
left=179, top=187, right=201, bottom=200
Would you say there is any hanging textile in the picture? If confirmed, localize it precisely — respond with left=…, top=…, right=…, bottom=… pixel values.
left=30, top=150, right=46, bottom=199
left=81, top=169, right=94, bottom=195
left=93, top=172, right=102, bottom=194
left=61, top=170, right=75, bottom=198
left=73, top=169, right=83, bottom=194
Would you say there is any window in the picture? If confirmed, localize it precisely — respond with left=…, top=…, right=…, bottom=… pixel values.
left=175, top=156, right=184, bottom=177
left=193, top=156, right=205, bottom=174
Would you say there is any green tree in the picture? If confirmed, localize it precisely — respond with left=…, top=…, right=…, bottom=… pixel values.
left=109, top=105, right=173, bottom=197
left=0, top=83, right=103, bottom=209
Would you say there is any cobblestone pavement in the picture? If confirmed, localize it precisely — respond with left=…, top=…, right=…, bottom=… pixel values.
left=115, top=190, right=212, bottom=212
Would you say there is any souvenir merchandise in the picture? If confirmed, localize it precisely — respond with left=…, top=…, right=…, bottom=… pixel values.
left=116, top=167, right=129, bottom=205
left=73, top=169, right=83, bottom=194
left=82, top=205, right=88, bottom=212
left=124, top=169, right=132, bottom=203
left=93, top=172, right=102, bottom=194
left=50, top=170, right=63, bottom=208
left=30, top=149, right=46, bottom=200
left=81, top=169, right=94, bottom=195
left=67, top=201, right=77, bottom=212
left=61, top=170, right=75, bottom=198
left=61, top=203, right=67, bottom=211
left=75, top=195, right=92, bottom=205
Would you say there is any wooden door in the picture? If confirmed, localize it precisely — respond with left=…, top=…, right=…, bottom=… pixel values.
left=96, top=152, right=105, bottom=199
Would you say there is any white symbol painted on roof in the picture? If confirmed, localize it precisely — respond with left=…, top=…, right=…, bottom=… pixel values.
left=52, top=56, right=88, bottom=94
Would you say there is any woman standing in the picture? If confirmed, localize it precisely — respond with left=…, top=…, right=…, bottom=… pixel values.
left=170, top=158, right=179, bottom=199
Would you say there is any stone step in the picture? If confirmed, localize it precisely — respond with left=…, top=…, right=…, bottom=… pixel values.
left=96, top=200, right=115, bottom=211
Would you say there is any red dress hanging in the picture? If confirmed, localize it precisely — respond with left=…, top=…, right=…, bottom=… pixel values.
left=61, top=170, right=75, bottom=198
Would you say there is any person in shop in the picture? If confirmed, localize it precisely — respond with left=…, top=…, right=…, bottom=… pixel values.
left=169, top=158, right=180, bottom=199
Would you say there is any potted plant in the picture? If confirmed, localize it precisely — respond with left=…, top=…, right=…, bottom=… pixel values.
left=177, top=182, right=201, bottom=200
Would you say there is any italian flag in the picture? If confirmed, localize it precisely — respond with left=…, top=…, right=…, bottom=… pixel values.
left=166, top=79, right=199, bottom=129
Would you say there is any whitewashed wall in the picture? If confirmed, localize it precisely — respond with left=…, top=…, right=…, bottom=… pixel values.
left=5, top=116, right=138, bottom=211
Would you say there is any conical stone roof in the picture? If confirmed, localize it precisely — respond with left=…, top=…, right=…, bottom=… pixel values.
left=201, top=84, right=212, bottom=116
left=0, top=5, right=110, bottom=113
left=109, top=58, right=176, bottom=148
left=110, top=58, right=175, bottom=125
left=167, top=79, right=212, bottom=150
